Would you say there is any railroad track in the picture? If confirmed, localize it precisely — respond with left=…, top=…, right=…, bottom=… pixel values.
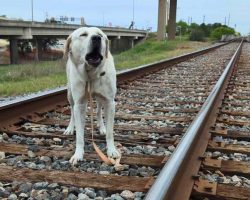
left=189, top=41, right=250, bottom=200
left=0, top=40, right=249, bottom=200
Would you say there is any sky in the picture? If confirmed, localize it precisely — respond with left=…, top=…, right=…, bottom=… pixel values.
left=0, top=0, right=249, bottom=35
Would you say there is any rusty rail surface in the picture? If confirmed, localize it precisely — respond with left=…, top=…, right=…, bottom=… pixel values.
left=145, top=40, right=244, bottom=200
left=0, top=42, right=228, bottom=130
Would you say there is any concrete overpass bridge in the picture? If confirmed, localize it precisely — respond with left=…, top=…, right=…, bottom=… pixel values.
left=0, top=20, right=147, bottom=64
left=0, top=0, right=177, bottom=64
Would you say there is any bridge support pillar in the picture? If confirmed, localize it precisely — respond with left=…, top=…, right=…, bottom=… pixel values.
left=168, top=0, right=177, bottom=40
left=157, top=0, right=167, bottom=40
left=110, top=37, right=119, bottom=54
left=34, top=38, right=43, bottom=61
left=110, top=37, right=136, bottom=54
left=9, top=38, right=19, bottom=64
left=131, top=39, right=134, bottom=48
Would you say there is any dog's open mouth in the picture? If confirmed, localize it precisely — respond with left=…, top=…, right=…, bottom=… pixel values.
left=86, top=51, right=103, bottom=66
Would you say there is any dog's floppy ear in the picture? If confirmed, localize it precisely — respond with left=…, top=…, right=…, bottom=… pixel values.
left=105, top=36, right=109, bottom=58
left=63, top=35, right=72, bottom=59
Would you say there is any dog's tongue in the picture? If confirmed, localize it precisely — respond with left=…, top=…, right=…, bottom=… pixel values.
left=86, top=52, right=102, bottom=64
left=88, top=57, right=101, bottom=63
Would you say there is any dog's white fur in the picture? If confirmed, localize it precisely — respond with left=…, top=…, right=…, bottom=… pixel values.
left=64, top=27, right=119, bottom=165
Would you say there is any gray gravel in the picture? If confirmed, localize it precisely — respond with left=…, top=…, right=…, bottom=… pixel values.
left=198, top=44, right=250, bottom=190
left=2, top=149, right=160, bottom=177
left=213, top=136, right=250, bottom=146
left=204, top=151, right=249, bottom=162
left=199, top=171, right=250, bottom=188
left=0, top=43, right=242, bottom=199
left=0, top=181, right=145, bottom=200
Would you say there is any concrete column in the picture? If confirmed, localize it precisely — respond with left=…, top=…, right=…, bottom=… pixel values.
left=168, top=0, right=177, bottom=40
left=110, top=37, right=119, bottom=54
left=131, top=39, right=134, bottom=48
left=166, top=0, right=170, bottom=26
left=110, top=37, right=135, bottom=54
left=34, top=38, right=43, bottom=61
left=80, top=17, right=85, bottom=25
left=9, top=38, right=19, bottom=64
left=134, top=37, right=146, bottom=46
left=157, top=0, right=167, bottom=40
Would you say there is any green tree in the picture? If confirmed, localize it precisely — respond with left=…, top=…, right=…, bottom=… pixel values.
left=42, top=38, right=59, bottom=50
left=176, top=20, right=189, bottom=35
left=211, top=23, right=223, bottom=30
left=18, top=40, right=32, bottom=53
left=188, top=22, right=205, bottom=41
left=189, top=23, right=199, bottom=30
left=200, top=23, right=210, bottom=37
left=189, top=29, right=205, bottom=41
left=211, top=27, right=235, bottom=40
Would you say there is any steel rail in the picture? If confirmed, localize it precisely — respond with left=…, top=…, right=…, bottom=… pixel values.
left=145, top=40, right=243, bottom=200
left=0, top=42, right=229, bottom=130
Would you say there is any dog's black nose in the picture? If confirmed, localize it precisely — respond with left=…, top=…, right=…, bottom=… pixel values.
left=91, top=35, right=101, bottom=44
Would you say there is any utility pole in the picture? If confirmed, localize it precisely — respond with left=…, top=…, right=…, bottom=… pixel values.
left=168, top=0, right=177, bottom=40
left=188, top=16, right=191, bottom=25
left=102, top=12, right=105, bottom=26
left=177, top=26, right=181, bottom=41
left=166, top=0, right=169, bottom=26
left=31, top=0, right=34, bottom=22
left=157, top=0, right=167, bottom=40
left=133, top=0, right=135, bottom=23
left=228, top=13, right=230, bottom=26
left=80, top=17, right=85, bottom=25
left=203, top=15, right=205, bottom=24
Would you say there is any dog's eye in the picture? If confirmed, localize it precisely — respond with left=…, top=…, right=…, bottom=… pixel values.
left=80, top=33, right=88, bottom=37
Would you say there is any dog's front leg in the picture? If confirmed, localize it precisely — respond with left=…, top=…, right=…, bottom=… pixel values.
left=69, top=99, right=87, bottom=165
left=104, top=100, right=120, bottom=158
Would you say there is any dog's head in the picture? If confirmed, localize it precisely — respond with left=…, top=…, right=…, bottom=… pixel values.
left=64, top=27, right=109, bottom=67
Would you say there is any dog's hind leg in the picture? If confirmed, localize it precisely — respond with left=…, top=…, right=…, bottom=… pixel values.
left=64, top=88, right=75, bottom=135
left=103, top=100, right=120, bottom=158
left=96, top=100, right=106, bottom=135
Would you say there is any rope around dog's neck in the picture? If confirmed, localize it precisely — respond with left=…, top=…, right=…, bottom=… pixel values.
left=87, top=82, right=123, bottom=170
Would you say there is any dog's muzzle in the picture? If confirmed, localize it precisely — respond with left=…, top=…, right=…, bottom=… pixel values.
left=85, top=35, right=103, bottom=67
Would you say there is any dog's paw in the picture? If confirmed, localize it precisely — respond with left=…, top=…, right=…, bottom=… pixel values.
left=69, top=152, right=83, bottom=165
left=107, top=146, right=120, bottom=159
left=99, top=125, right=106, bottom=135
left=97, top=121, right=106, bottom=135
left=63, top=126, right=74, bottom=135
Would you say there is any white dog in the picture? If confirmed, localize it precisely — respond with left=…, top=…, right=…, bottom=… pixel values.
left=63, top=27, right=120, bottom=165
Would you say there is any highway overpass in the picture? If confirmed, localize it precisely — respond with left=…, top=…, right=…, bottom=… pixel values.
left=0, top=20, right=148, bottom=64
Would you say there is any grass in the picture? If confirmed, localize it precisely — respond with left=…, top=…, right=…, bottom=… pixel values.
left=0, top=36, right=211, bottom=97
left=0, top=60, right=67, bottom=96
left=0, top=60, right=65, bottom=82
left=0, top=74, right=66, bottom=96
left=115, top=36, right=211, bottom=69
